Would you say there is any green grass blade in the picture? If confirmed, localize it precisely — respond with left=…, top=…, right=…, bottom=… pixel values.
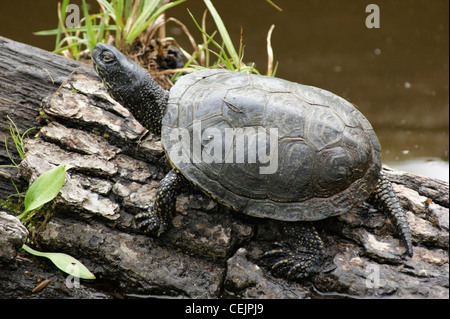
left=22, top=244, right=96, bottom=280
left=265, top=0, right=283, bottom=12
left=96, top=12, right=108, bottom=43
left=21, top=164, right=66, bottom=216
left=125, top=0, right=159, bottom=43
left=81, top=0, right=96, bottom=51
left=55, top=0, right=70, bottom=49
left=203, top=0, right=243, bottom=69
left=6, top=115, right=24, bottom=160
left=54, top=37, right=86, bottom=55
left=188, top=9, right=234, bottom=70
left=4, top=137, right=18, bottom=168
left=149, top=0, right=187, bottom=22
left=34, top=29, right=62, bottom=36
left=97, top=0, right=116, bottom=21
left=36, top=25, right=117, bottom=36
left=126, top=0, right=186, bottom=45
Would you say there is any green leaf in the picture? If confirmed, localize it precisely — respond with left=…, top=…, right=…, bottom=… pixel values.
left=22, top=164, right=66, bottom=215
left=22, top=244, right=96, bottom=280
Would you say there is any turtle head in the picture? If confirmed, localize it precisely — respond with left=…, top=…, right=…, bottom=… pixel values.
left=92, top=43, right=168, bottom=135
left=92, top=43, right=146, bottom=103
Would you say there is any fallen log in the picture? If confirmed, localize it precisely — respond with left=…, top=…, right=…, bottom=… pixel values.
left=0, top=37, right=448, bottom=299
left=0, top=36, right=93, bottom=199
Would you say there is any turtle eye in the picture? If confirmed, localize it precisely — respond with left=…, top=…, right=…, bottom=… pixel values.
left=102, top=51, right=115, bottom=63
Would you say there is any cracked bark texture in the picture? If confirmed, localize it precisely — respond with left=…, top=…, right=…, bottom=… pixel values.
left=0, top=37, right=448, bottom=298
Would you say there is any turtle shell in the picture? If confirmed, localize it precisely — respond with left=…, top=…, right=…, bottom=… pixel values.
left=161, top=69, right=381, bottom=221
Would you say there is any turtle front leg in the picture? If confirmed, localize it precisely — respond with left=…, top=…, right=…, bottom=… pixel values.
left=263, top=223, right=324, bottom=280
left=135, top=168, right=186, bottom=236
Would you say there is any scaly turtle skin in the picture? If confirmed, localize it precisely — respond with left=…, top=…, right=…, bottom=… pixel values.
left=92, top=43, right=413, bottom=281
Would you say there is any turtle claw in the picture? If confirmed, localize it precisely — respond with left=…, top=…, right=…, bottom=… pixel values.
left=135, top=204, right=169, bottom=236
left=264, top=243, right=319, bottom=280
left=263, top=224, right=324, bottom=281
left=134, top=168, right=185, bottom=237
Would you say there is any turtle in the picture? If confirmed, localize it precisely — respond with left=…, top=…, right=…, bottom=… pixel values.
left=92, top=43, right=413, bottom=280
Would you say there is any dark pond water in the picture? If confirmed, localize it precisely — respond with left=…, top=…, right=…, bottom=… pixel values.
left=0, top=0, right=448, bottom=181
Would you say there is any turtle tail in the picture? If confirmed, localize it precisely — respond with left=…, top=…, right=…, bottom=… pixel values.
left=370, top=171, right=414, bottom=257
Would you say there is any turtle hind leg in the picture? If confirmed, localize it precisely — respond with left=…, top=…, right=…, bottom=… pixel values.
left=135, top=168, right=186, bottom=236
left=263, top=223, right=324, bottom=280
left=369, top=170, right=414, bottom=257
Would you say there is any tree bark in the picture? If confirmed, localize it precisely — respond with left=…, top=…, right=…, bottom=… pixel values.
left=0, top=36, right=94, bottom=199
left=0, top=36, right=448, bottom=299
